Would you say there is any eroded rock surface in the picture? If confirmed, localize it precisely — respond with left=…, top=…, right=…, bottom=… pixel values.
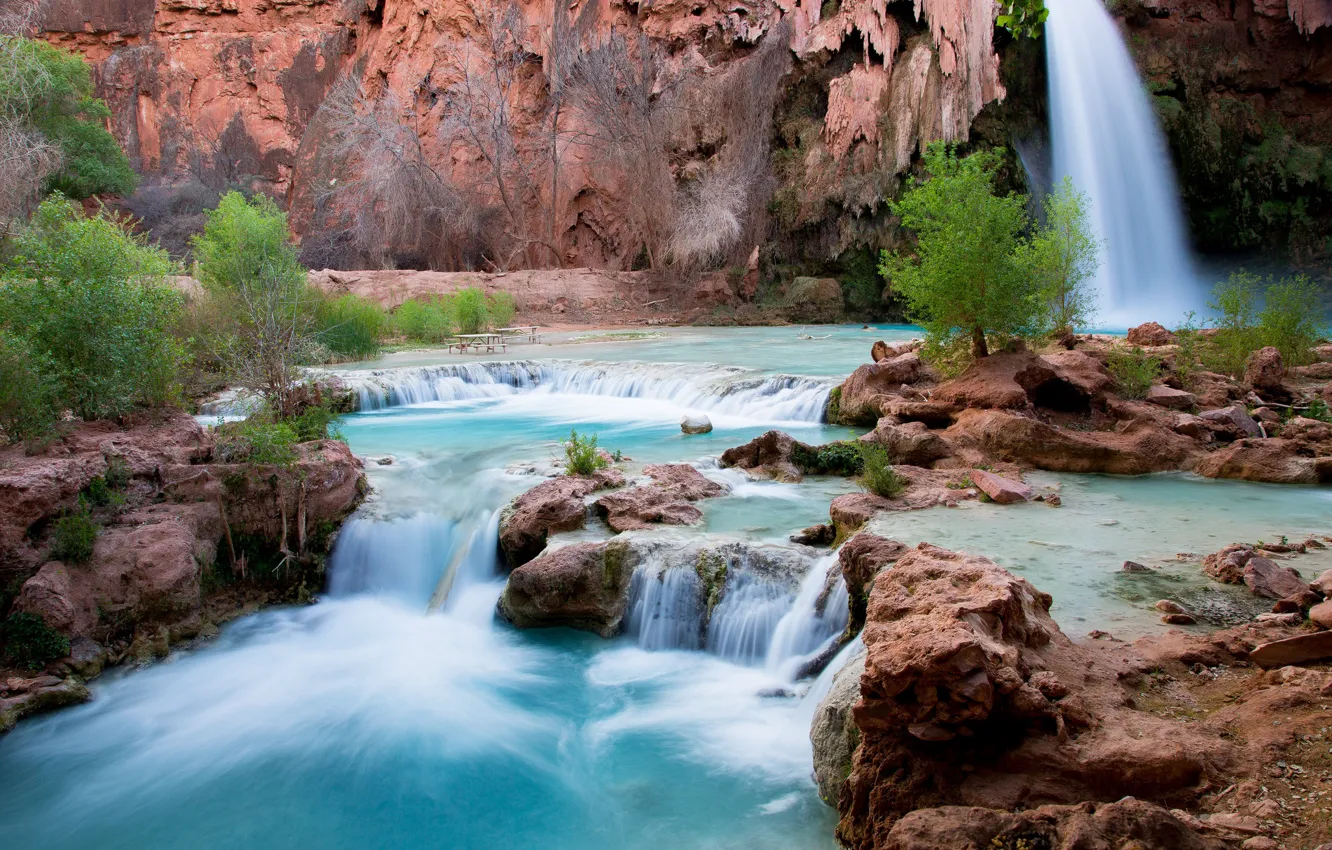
left=498, top=469, right=625, bottom=567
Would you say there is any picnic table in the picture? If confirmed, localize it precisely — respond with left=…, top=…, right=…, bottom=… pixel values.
left=450, top=333, right=507, bottom=354
left=498, top=326, right=542, bottom=343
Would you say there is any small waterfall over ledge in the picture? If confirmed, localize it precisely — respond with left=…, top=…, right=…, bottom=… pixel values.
left=335, top=360, right=835, bottom=423
left=1046, top=0, right=1197, bottom=326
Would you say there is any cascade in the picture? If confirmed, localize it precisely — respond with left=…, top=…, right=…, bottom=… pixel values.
left=1045, top=0, right=1198, bottom=326
left=765, top=554, right=849, bottom=680
left=339, top=360, right=835, bottom=423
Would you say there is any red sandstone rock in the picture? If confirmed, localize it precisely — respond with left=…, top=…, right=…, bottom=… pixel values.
left=837, top=354, right=927, bottom=423
left=969, top=468, right=1032, bottom=504
left=497, top=541, right=636, bottom=637
left=1146, top=383, right=1197, bottom=409
left=880, top=798, right=1229, bottom=850
left=838, top=533, right=908, bottom=635
left=498, top=470, right=625, bottom=567
left=878, top=400, right=958, bottom=427
left=1040, top=349, right=1116, bottom=406
left=1198, top=405, right=1262, bottom=440
left=1195, top=438, right=1328, bottom=485
left=1203, top=543, right=1257, bottom=584
left=860, top=420, right=949, bottom=466
left=943, top=409, right=1201, bottom=475
left=1311, top=569, right=1332, bottom=596
left=1309, top=599, right=1332, bottom=629
left=720, top=430, right=804, bottom=482
left=1242, top=556, right=1309, bottom=600
left=1126, top=321, right=1178, bottom=346
left=830, top=493, right=897, bottom=537
left=1245, top=346, right=1285, bottom=392
left=593, top=464, right=724, bottom=533
left=1250, top=631, right=1332, bottom=668
left=932, top=351, right=1059, bottom=410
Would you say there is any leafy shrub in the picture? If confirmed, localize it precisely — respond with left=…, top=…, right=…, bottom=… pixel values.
left=1204, top=272, right=1262, bottom=376
left=1258, top=274, right=1325, bottom=368
left=1171, top=312, right=1204, bottom=388
left=314, top=293, right=388, bottom=361
left=1106, top=346, right=1162, bottom=399
left=453, top=287, right=489, bottom=335
left=793, top=440, right=866, bottom=476
left=289, top=405, right=342, bottom=443
left=562, top=429, right=608, bottom=476
left=1305, top=399, right=1332, bottom=423
left=859, top=445, right=906, bottom=499
left=997, top=0, right=1049, bottom=38
left=2, top=613, right=70, bottom=671
left=1019, top=176, right=1100, bottom=336
left=103, top=455, right=131, bottom=489
left=83, top=475, right=123, bottom=507
left=50, top=506, right=98, bottom=564
left=392, top=296, right=455, bottom=343
left=0, top=333, right=60, bottom=446
left=0, top=196, right=183, bottom=420
left=214, top=419, right=299, bottom=466
left=487, top=290, right=517, bottom=329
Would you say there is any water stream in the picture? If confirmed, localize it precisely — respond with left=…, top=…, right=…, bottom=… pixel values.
left=0, top=327, right=1326, bottom=848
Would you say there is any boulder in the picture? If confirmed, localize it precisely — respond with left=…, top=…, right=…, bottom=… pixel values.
left=832, top=543, right=1229, bottom=847
left=1172, top=413, right=1210, bottom=440
left=830, top=493, right=896, bottom=538
left=1126, top=321, right=1178, bottom=346
left=785, top=277, right=843, bottom=323
left=838, top=533, right=909, bottom=634
left=944, top=409, right=1201, bottom=475
left=498, top=470, right=626, bottom=567
left=811, top=645, right=867, bottom=805
left=837, top=354, right=926, bottom=423
left=0, top=678, right=91, bottom=734
left=1198, top=405, right=1262, bottom=440
left=720, top=430, right=803, bottom=482
left=497, top=540, right=637, bottom=637
left=593, top=464, right=725, bottom=533
left=870, top=340, right=890, bottom=362
left=879, top=400, right=958, bottom=427
left=1309, top=599, right=1332, bottom=629
left=969, top=469, right=1032, bottom=504
left=933, top=351, right=1065, bottom=411
left=1040, top=350, right=1116, bottom=405
left=1146, top=384, right=1197, bottom=409
left=1311, top=569, right=1332, bottom=596
left=1191, top=371, right=1241, bottom=409
left=1195, top=438, right=1326, bottom=485
left=1244, top=346, right=1284, bottom=392
left=680, top=414, right=712, bottom=435
left=692, top=271, right=735, bottom=307
left=791, top=523, right=836, bottom=546
left=1203, top=543, right=1256, bottom=584
left=881, top=799, right=1228, bottom=850
left=1242, top=556, right=1309, bottom=600
left=860, top=420, right=949, bottom=467
left=1249, top=631, right=1332, bottom=668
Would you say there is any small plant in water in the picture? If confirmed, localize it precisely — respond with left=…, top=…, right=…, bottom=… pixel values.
left=1106, top=346, right=1162, bottom=399
left=859, top=445, right=906, bottom=499
left=563, top=430, right=608, bottom=476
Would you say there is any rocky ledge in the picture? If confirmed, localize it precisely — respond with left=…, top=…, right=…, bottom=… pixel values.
left=831, top=334, right=1332, bottom=485
left=812, top=538, right=1332, bottom=850
left=0, top=411, right=366, bottom=732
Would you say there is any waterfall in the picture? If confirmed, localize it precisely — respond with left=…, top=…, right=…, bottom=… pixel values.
left=1045, top=0, right=1198, bottom=327
left=335, top=360, right=835, bottom=423
left=621, top=548, right=849, bottom=679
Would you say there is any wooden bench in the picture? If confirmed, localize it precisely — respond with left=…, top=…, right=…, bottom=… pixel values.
left=452, top=333, right=507, bottom=354
left=498, top=326, right=541, bottom=344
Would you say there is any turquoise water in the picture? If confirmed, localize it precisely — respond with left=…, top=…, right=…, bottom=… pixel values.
left=1, top=325, right=1327, bottom=849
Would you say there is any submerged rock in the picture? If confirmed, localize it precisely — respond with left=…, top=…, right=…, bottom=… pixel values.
left=680, top=414, right=712, bottom=435
left=720, top=430, right=804, bottom=482
left=968, top=469, right=1032, bottom=504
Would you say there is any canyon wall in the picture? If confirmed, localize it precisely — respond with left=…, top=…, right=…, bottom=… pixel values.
left=35, top=0, right=1332, bottom=275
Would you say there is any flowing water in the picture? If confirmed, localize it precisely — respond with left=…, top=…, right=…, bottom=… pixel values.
left=1, top=327, right=1327, bottom=848
left=1045, top=0, right=1203, bottom=328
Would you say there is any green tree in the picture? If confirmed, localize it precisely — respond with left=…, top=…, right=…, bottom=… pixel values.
left=1258, top=274, right=1325, bottom=368
left=0, top=195, right=182, bottom=420
left=1020, top=176, right=1100, bottom=337
left=192, top=192, right=316, bottom=418
left=880, top=143, right=1040, bottom=358
left=0, top=36, right=137, bottom=213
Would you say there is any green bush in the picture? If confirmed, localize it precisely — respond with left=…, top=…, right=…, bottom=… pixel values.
left=0, top=196, right=183, bottom=420
left=859, top=445, right=906, bottom=499
left=0, top=333, right=60, bottom=446
left=2, top=612, right=70, bottom=671
left=880, top=143, right=1043, bottom=358
left=0, top=36, right=138, bottom=200
left=1258, top=274, right=1325, bottom=368
left=289, top=404, right=342, bottom=442
left=393, top=296, right=455, bottom=343
left=1204, top=272, right=1262, bottom=376
left=1019, top=176, right=1100, bottom=336
left=793, top=441, right=866, bottom=476
left=103, top=455, right=131, bottom=489
left=453, top=287, right=489, bottom=335
left=1107, top=346, right=1162, bottom=399
left=563, top=429, right=608, bottom=476
left=50, top=506, right=98, bottom=564
left=215, top=419, right=299, bottom=466
left=1305, top=399, right=1332, bottom=423
left=314, top=293, right=388, bottom=361
left=83, top=475, right=124, bottom=507
left=1172, top=312, right=1204, bottom=388
left=487, top=291, right=517, bottom=329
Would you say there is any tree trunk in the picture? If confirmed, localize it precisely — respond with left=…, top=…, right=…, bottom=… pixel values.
left=971, top=325, right=989, bottom=358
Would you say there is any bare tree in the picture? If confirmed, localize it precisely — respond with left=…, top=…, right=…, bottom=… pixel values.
left=567, top=32, right=679, bottom=269
left=0, top=0, right=60, bottom=231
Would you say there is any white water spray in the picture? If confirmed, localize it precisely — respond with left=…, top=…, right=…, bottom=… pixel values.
left=1045, top=0, right=1198, bottom=327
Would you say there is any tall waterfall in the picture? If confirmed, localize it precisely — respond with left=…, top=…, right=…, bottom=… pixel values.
left=1045, top=0, right=1197, bottom=327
